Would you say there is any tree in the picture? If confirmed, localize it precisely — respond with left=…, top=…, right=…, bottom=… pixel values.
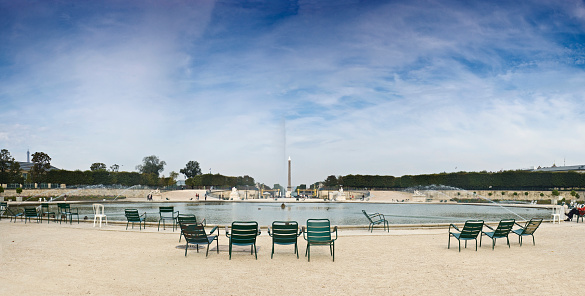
left=0, top=149, right=13, bottom=173
left=110, top=164, right=119, bottom=172
left=180, top=161, right=202, bottom=178
left=90, top=163, right=107, bottom=171
left=136, top=155, right=166, bottom=177
left=30, top=152, right=51, bottom=183
left=324, top=175, right=338, bottom=187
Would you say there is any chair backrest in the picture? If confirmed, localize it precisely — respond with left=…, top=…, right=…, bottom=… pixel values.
left=41, top=203, right=51, bottom=211
left=306, top=219, right=332, bottom=242
left=230, top=221, right=259, bottom=245
left=493, top=219, right=515, bottom=237
left=362, top=210, right=374, bottom=223
left=458, top=220, right=484, bottom=239
left=271, top=221, right=299, bottom=244
left=24, top=207, right=38, bottom=217
left=93, top=204, right=104, bottom=216
left=520, top=218, right=543, bottom=235
left=58, top=203, right=70, bottom=211
left=177, top=214, right=197, bottom=225
left=183, top=224, right=210, bottom=244
left=159, top=206, right=175, bottom=218
left=125, top=209, right=141, bottom=221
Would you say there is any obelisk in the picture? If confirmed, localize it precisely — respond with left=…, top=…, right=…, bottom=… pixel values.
left=286, top=156, right=292, bottom=197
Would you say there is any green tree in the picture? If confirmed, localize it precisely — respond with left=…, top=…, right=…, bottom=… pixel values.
left=324, top=175, right=338, bottom=187
left=30, top=152, right=51, bottom=183
left=136, top=155, right=166, bottom=177
left=551, top=189, right=560, bottom=196
left=8, top=161, right=23, bottom=184
left=109, top=164, right=120, bottom=172
left=16, top=187, right=22, bottom=194
left=180, top=161, right=202, bottom=178
left=90, top=163, right=107, bottom=171
left=0, top=149, right=13, bottom=172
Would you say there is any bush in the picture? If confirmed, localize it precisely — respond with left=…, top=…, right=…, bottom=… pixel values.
left=0, top=186, right=3, bottom=194
left=16, top=187, right=22, bottom=194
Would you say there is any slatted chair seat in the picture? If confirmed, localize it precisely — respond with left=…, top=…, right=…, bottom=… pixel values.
left=303, top=219, right=338, bottom=262
left=448, top=220, right=484, bottom=252
left=125, top=209, right=146, bottom=230
left=225, top=221, right=261, bottom=260
left=480, top=219, right=515, bottom=250
left=182, top=223, right=219, bottom=257
left=511, top=218, right=543, bottom=246
left=362, top=210, right=389, bottom=232
left=268, top=221, right=302, bottom=259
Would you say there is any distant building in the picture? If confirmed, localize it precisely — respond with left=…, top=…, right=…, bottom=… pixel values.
left=17, top=161, right=59, bottom=181
left=529, top=165, right=585, bottom=173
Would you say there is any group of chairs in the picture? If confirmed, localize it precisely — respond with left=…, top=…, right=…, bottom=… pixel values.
left=0, top=202, right=82, bottom=225
left=177, top=217, right=338, bottom=262
left=448, top=218, right=543, bottom=252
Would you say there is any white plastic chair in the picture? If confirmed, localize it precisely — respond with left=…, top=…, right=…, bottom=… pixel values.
left=93, top=204, right=107, bottom=227
left=551, top=206, right=562, bottom=224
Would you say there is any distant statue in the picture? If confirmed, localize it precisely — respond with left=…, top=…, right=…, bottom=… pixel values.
left=230, top=187, right=241, bottom=200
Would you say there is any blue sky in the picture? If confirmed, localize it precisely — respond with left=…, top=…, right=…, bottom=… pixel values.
left=2, top=0, right=585, bottom=187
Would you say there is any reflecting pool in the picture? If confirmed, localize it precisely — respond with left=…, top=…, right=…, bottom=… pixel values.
left=29, top=202, right=552, bottom=226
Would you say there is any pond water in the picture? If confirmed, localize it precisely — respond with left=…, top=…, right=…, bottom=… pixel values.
left=25, top=202, right=552, bottom=226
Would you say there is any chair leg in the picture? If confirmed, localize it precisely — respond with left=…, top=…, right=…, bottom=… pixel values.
left=458, top=240, right=461, bottom=252
left=206, top=244, right=210, bottom=257
left=254, top=243, right=257, bottom=260
left=229, top=243, right=232, bottom=260
left=332, top=241, right=335, bottom=262
left=307, top=244, right=311, bottom=262
left=295, top=243, right=299, bottom=259
left=532, top=235, right=535, bottom=246
left=507, top=236, right=510, bottom=248
left=216, top=238, right=219, bottom=254
left=448, top=236, right=451, bottom=249
left=271, top=242, right=274, bottom=259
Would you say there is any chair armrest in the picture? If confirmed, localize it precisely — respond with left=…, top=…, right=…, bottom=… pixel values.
left=483, top=224, right=494, bottom=231
left=331, top=226, right=338, bottom=241
left=210, top=226, right=218, bottom=235
left=225, top=226, right=230, bottom=238
left=267, top=227, right=272, bottom=237
left=297, top=227, right=303, bottom=237
left=514, top=222, right=524, bottom=228
left=449, top=224, right=460, bottom=232
left=257, top=228, right=261, bottom=236
left=200, top=218, right=206, bottom=226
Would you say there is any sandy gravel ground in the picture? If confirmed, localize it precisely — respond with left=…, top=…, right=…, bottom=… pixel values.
left=1, top=218, right=584, bottom=295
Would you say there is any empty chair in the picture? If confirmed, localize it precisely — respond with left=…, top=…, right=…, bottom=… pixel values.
left=41, top=203, right=56, bottom=224
left=92, top=204, right=107, bottom=228
left=158, top=206, right=179, bottom=231
left=303, top=219, right=338, bottom=262
left=57, top=203, right=79, bottom=224
left=268, top=221, right=302, bottom=259
left=125, top=209, right=146, bottom=230
left=0, top=202, right=17, bottom=222
left=480, top=219, right=515, bottom=250
left=362, top=210, right=389, bottom=232
left=551, top=206, right=562, bottom=224
left=512, top=218, right=543, bottom=246
left=177, top=214, right=206, bottom=242
left=182, top=224, right=219, bottom=257
left=448, top=220, right=484, bottom=252
left=23, top=207, right=41, bottom=223
left=225, top=221, right=261, bottom=260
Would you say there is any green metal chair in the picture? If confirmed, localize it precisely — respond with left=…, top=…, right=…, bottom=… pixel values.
left=480, top=219, right=515, bottom=250
left=41, top=203, right=56, bottom=224
left=158, top=206, right=179, bottom=231
left=511, top=218, right=543, bottom=246
left=225, top=221, right=261, bottom=260
left=57, top=203, right=79, bottom=224
left=182, top=223, right=219, bottom=257
left=268, top=221, right=302, bottom=259
left=124, top=209, right=146, bottom=230
left=177, top=214, right=206, bottom=242
left=303, top=219, right=338, bottom=262
left=23, top=207, right=41, bottom=223
left=0, top=202, right=17, bottom=222
left=448, top=220, right=484, bottom=252
left=362, top=210, right=389, bottom=232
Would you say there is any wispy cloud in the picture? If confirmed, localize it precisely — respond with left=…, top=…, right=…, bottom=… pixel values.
left=1, top=0, right=585, bottom=186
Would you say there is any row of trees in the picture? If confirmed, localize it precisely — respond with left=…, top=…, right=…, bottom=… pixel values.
left=185, top=174, right=255, bottom=188
left=322, top=171, right=585, bottom=190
